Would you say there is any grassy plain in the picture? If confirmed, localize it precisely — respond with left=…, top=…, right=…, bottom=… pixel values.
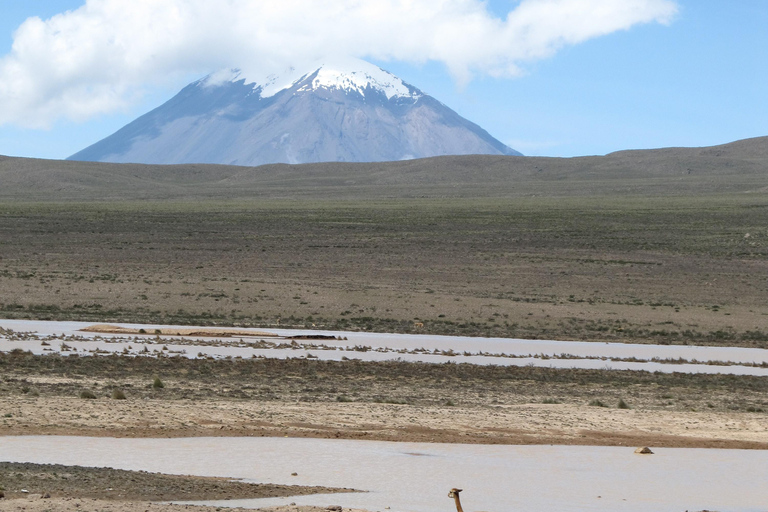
left=1, top=195, right=766, bottom=347
left=3, top=132, right=767, bottom=512
left=1, top=147, right=768, bottom=468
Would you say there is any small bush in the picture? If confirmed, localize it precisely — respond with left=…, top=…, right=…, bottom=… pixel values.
left=111, top=389, right=127, bottom=400
left=617, top=399, right=630, bottom=409
left=589, top=399, right=607, bottom=407
left=336, top=395, right=352, bottom=402
left=542, top=398, right=561, bottom=404
left=80, top=390, right=97, bottom=399
left=152, top=377, right=164, bottom=389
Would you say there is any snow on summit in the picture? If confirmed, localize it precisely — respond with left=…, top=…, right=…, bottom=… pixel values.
left=206, top=57, right=421, bottom=100
left=69, top=56, right=520, bottom=166
left=299, top=58, right=420, bottom=100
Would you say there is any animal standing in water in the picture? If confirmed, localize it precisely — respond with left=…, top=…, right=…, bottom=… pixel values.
left=448, top=488, right=464, bottom=512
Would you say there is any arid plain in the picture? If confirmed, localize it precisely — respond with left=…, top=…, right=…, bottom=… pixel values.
left=1, top=142, right=768, bottom=509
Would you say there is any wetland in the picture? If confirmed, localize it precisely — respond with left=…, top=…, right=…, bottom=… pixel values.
left=2, top=151, right=768, bottom=511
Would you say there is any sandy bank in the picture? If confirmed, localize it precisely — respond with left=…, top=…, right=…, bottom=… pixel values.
left=0, top=500, right=366, bottom=512
left=80, top=324, right=279, bottom=338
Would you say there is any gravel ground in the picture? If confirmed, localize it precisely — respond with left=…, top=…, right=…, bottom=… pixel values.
left=0, top=462, right=355, bottom=501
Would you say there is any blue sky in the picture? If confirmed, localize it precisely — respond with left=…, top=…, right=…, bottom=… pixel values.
left=0, top=1, right=766, bottom=159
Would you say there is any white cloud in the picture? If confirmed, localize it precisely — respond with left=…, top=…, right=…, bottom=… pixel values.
left=0, top=0, right=678, bottom=128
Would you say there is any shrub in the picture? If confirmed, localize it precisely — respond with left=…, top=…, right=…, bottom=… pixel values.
left=111, top=389, right=127, bottom=400
left=80, top=390, right=97, bottom=399
left=589, top=399, right=607, bottom=407
left=153, top=377, right=164, bottom=389
left=617, top=398, right=630, bottom=409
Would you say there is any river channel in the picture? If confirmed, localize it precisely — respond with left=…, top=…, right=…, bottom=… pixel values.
left=1, top=436, right=767, bottom=512
left=1, top=319, right=768, bottom=376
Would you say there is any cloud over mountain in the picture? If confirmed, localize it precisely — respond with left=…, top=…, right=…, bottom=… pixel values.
left=0, top=0, right=678, bottom=128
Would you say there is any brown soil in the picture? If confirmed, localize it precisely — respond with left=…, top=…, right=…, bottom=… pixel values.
left=2, top=398, right=766, bottom=450
left=2, top=352, right=767, bottom=450
left=4, top=399, right=767, bottom=450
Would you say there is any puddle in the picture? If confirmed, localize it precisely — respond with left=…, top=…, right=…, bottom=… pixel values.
left=2, top=319, right=768, bottom=376
left=1, top=436, right=766, bottom=512
left=1, top=319, right=768, bottom=376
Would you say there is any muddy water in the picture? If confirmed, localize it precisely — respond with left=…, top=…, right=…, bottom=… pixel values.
left=2, top=319, right=768, bottom=376
left=1, top=436, right=766, bottom=512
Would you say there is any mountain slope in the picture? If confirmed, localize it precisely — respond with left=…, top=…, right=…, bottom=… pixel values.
left=3, top=136, right=765, bottom=201
left=68, top=58, right=521, bottom=166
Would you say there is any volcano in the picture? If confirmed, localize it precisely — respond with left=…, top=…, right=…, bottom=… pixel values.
left=68, top=57, right=521, bottom=166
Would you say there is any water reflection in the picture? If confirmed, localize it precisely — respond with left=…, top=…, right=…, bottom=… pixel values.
left=1, top=436, right=766, bottom=512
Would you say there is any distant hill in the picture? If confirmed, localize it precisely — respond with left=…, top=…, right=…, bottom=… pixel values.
left=68, top=57, right=520, bottom=166
left=2, top=136, right=767, bottom=201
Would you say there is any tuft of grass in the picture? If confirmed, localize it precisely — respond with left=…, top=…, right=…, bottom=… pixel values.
left=79, top=390, right=97, bottom=399
left=111, top=389, right=127, bottom=400
left=589, top=399, right=607, bottom=407
left=152, top=377, right=164, bottom=389
left=617, top=398, right=630, bottom=409
left=373, top=397, right=408, bottom=405
left=336, top=395, right=353, bottom=402
left=542, top=398, right=561, bottom=404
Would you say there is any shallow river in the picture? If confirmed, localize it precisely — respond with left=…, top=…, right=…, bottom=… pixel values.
left=1, top=436, right=767, bottom=512
left=2, top=319, right=768, bottom=376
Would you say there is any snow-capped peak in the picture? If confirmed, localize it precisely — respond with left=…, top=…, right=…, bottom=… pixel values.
left=203, top=57, right=421, bottom=101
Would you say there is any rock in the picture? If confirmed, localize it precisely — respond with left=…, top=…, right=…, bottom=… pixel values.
left=634, top=446, right=654, bottom=454
left=42, top=493, right=51, bottom=499
left=291, top=472, right=298, bottom=476
left=326, top=506, right=342, bottom=511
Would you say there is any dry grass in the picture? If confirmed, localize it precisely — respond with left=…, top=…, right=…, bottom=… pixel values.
left=2, top=351, right=767, bottom=448
left=0, top=196, right=766, bottom=347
